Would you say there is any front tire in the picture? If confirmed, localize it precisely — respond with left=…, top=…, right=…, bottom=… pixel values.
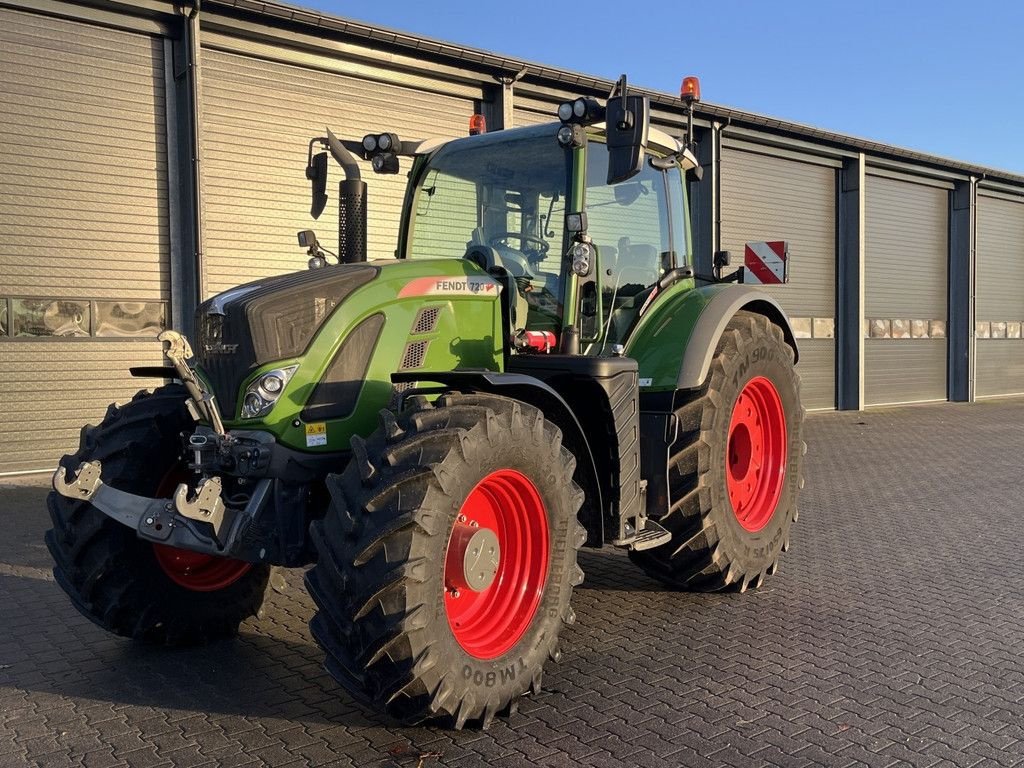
left=630, top=311, right=805, bottom=591
left=45, top=385, right=270, bottom=645
left=305, top=393, right=585, bottom=728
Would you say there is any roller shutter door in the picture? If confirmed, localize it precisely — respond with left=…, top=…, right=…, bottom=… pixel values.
left=863, top=173, right=948, bottom=405
left=199, top=48, right=484, bottom=296
left=0, top=9, right=168, bottom=474
left=720, top=144, right=837, bottom=409
left=513, top=93, right=559, bottom=127
left=975, top=192, right=1024, bottom=397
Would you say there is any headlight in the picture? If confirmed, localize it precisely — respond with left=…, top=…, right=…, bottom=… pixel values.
left=240, top=365, right=298, bottom=419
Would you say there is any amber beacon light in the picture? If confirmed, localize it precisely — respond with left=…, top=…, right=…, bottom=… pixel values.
left=469, top=114, right=486, bottom=135
left=680, top=76, right=701, bottom=104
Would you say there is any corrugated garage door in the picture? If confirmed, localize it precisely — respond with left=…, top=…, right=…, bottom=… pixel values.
left=975, top=191, right=1024, bottom=397
left=720, top=142, right=837, bottom=409
left=0, top=8, right=168, bottom=474
left=513, top=93, right=559, bottom=127
left=863, top=172, right=948, bottom=405
left=199, top=46, right=484, bottom=296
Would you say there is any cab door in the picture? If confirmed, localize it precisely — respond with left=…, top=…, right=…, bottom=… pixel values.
left=582, top=146, right=688, bottom=353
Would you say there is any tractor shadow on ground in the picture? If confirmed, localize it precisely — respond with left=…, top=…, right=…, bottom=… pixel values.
left=575, top=547, right=675, bottom=592
left=0, top=482, right=714, bottom=743
left=0, top=570, right=372, bottom=726
left=2, top=564, right=695, bottom=742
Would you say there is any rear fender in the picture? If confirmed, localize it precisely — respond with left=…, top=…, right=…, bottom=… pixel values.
left=625, top=284, right=799, bottom=392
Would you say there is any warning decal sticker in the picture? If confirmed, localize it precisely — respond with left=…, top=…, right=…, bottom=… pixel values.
left=305, top=422, right=327, bottom=447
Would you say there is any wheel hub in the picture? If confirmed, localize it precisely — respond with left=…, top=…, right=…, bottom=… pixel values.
left=726, top=376, right=788, bottom=532
left=445, top=524, right=501, bottom=593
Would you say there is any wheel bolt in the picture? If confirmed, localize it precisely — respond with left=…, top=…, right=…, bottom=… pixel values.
left=470, top=520, right=479, bottom=528
left=458, top=514, right=467, bottom=523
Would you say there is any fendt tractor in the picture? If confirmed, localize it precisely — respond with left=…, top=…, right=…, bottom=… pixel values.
left=47, top=76, right=805, bottom=728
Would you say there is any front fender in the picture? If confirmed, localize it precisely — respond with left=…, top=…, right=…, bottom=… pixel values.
left=391, top=369, right=605, bottom=545
left=624, top=283, right=799, bottom=392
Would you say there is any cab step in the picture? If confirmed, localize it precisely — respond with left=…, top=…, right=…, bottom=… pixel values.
left=625, top=519, right=672, bottom=551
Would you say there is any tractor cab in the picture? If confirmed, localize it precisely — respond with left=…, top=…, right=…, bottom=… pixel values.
left=305, top=74, right=703, bottom=360
left=398, top=120, right=693, bottom=357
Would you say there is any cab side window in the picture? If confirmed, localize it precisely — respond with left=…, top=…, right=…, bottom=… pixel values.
left=408, top=170, right=479, bottom=259
left=585, top=147, right=672, bottom=347
left=586, top=152, right=670, bottom=288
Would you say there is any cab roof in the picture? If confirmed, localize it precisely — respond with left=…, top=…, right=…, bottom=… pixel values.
left=414, top=121, right=682, bottom=158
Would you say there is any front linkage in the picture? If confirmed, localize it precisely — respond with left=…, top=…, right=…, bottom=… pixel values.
left=52, top=331, right=321, bottom=568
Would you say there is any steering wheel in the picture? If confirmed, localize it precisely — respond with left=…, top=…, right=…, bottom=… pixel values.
left=488, top=232, right=550, bottom=256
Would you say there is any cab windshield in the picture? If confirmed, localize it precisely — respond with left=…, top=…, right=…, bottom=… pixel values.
left=406, top=127, right=571, bottom=333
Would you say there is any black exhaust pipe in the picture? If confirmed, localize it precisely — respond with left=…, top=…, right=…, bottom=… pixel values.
left=338, top=179, right=367, bottom=264
left=321, top=128, right=368, bottom=264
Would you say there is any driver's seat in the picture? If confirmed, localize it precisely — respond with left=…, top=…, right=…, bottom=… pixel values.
left=464, top=245, right=532, bottom=333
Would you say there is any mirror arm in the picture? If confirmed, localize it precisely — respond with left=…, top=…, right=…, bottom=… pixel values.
left=715, top=266, right=745, bottom=284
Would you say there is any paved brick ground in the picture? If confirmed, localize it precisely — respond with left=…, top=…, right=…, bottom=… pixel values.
left=2, top=400, right=1024, bottom=767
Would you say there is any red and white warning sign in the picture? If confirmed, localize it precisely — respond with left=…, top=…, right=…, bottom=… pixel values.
left=743, top=241, right=789, bottom=285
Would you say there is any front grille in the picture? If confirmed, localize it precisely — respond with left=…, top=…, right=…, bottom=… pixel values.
left=195, top=305, right=258, bottom=418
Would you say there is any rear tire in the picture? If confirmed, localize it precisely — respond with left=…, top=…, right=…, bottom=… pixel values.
left=45, top=385, right=270, bottom=645
left=305, top=393, right=585, bottom=728
left=630, top=311, right=805, bottom=591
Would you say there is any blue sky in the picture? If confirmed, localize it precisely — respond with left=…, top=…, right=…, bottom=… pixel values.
left=298, top=0, right=1024, bottom=175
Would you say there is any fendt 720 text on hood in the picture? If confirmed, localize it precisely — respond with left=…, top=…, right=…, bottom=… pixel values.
left=48, top=75, right=805, bottom=728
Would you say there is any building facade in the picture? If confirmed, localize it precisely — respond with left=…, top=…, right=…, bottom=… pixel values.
left=2, top=0, right=1024, bottom=473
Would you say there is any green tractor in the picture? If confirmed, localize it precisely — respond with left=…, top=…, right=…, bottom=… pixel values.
left=47, top=76, right=804, bottom=728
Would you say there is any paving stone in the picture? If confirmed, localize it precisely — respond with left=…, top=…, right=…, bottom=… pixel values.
left=3, top=400, right=1024, bottom=767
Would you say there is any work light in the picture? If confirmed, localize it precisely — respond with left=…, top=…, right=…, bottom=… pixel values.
left=571, top=242, right=592, bottom=277
left=372, top=153, right=400, bottom=174
left=377, top=132, right=399, bottom=151
left=558, top=97, right=604, bottom=125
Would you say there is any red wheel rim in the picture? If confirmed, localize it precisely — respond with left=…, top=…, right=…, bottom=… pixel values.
left=443, top=469, right=549, bottom=660
left=152, top=544, right=252, bottom=592
left=726, top=376, right=788, bottom=532
left=150, top=467, right=251, bottom=593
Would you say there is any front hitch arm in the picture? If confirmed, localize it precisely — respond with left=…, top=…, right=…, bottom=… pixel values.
left=158, top=330, right=226, bottom=436
left=52, top=460, right=247, bottom=549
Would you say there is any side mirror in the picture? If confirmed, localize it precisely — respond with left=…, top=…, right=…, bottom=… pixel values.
left=605, top=93, right=650, bottom=184
left=306, top=151, right=328, bottom=219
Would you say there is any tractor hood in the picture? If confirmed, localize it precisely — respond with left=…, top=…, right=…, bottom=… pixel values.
left=192, top=258, right=505, bottom=452
left=194, top=265, right=379, bottom=416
